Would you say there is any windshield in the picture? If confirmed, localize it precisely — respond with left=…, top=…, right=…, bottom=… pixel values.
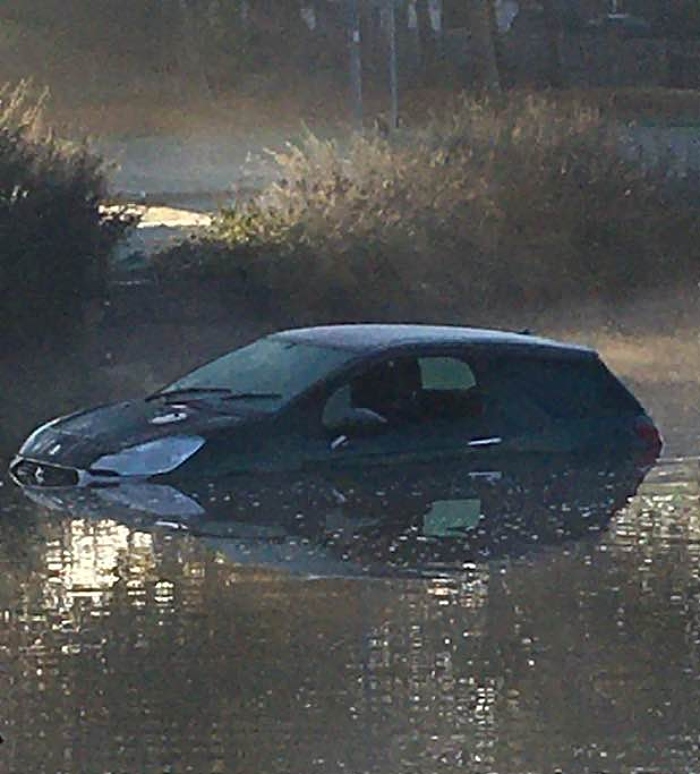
left=161, top=338, right=355, bottom=406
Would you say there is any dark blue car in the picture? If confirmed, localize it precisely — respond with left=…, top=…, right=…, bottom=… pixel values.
left=10, top=324, right=662, bottom=489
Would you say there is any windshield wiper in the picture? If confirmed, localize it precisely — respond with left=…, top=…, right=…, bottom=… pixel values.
left=147, top=388, right=283, bottom=404
left=146, top=387, right=232, bottom=402
left=222, top=392, right=282, bottom=401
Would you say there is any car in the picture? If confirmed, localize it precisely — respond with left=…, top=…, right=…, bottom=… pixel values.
left=9, top=324, right=662, bottom=489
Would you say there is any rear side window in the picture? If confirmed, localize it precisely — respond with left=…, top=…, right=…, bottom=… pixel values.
left=416, top=356, right=482, bottom=420
left=419, top=357, right=476, bottom=390
left=485, top=355, right=641, bottom=420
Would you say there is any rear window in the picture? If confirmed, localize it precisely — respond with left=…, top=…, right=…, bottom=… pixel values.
left=484, top=355, right=641, bottom=420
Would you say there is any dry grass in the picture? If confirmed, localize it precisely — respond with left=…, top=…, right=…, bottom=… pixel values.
left=156, top=92, right=700, bottom=322
left=590, top=87, right=700, bottom=125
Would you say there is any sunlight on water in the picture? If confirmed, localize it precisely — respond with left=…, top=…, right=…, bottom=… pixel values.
left=44, top=519, right=156, bottom=612
left=2, top=459, right=700, bottom=773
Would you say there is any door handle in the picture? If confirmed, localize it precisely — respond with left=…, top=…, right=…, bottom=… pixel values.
left=468, top=436, right=502, bottom=448
left=330, top=434, right=349, bottom=451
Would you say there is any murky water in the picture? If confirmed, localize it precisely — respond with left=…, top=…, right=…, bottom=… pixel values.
left=1, top=452, right=700, bottom=774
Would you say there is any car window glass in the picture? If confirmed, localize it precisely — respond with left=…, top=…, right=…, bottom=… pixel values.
left=322, top=384, right=352, bottom=428
left=418, top=357, right=476, bottom=390
left=416, top=356, right=482, bottom=420
left=321, top=354, right=483, bottom=430
left=484, top=356, right=640, bottom=422
left=166, top=339, right=354, bottom=404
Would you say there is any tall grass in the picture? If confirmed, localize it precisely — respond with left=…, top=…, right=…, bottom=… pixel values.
left=158, top=93, right=700, bottom=321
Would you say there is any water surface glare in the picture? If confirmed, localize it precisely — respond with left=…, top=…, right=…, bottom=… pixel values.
left=2, top=459, right=700, bottom=773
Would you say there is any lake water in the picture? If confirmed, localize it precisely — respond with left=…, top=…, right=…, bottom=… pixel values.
left=2, top=450, right=700, bottom=773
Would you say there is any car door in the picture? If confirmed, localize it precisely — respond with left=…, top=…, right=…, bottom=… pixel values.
left=297, top=350, right=503, bottom=471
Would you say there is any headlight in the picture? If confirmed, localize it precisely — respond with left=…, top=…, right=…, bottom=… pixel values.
left=18, top=413, right=72, bottom=454
left=91, top=436, right=205, bottom=476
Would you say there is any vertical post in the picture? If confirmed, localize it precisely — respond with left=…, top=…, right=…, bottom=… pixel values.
left=348, top=0, right=363, bottom=129
left=469, top=0, right=501, bottom=92
left=387, top=0, right=399, bottom=130
left=240, top=0, right=250, bottom=26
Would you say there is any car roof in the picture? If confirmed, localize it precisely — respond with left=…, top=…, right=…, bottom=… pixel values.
left=273, top=324, right=595, bottom=358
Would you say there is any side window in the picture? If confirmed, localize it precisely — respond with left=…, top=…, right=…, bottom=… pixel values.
left=349, top=358, right=422, bottom=423
left=534, top=358, right=639, bottom=418
left=321, top=384, right=352, bottom=429
left=322, top=357, right=423, bottom=430
left=482, top=355, right=640, bottom=429
left=320, top=354, right=483, bottom=431
left=416, top=356, right=482, bottom=420
left=419, top=357, right=476, bottom=391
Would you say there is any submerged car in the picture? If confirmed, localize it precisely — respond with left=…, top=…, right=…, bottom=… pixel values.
left=9, top=324, right=662, bottom=489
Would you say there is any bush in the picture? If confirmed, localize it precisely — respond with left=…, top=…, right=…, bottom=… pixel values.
left=156, top=93, right=700, bottom=321
left=0, top=82, right=133, bottom=348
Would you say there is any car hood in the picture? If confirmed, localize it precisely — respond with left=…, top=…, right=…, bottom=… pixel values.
left=18, top=398, right=258, bottom=469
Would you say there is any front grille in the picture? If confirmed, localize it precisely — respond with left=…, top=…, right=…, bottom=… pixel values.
left=10, top=459, right=80, bottom=488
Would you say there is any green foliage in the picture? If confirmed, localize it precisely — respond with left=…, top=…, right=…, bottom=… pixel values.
left=214, top=202, right=297, bottom=248
left=157, top=93, right=700, bottom=321
left=0, top=81, right=133, bottom=347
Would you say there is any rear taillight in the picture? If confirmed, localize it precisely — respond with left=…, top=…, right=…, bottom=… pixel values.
left=634, top=416, right=662, bottom=462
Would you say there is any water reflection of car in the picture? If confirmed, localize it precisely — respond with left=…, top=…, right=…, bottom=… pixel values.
left=10, top=324, right=661, bottom=489
left=23, top=456, right=652, bottom=576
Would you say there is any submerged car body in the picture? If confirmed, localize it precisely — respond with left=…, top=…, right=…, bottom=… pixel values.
left=10, top=324, right=662, bottom=489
